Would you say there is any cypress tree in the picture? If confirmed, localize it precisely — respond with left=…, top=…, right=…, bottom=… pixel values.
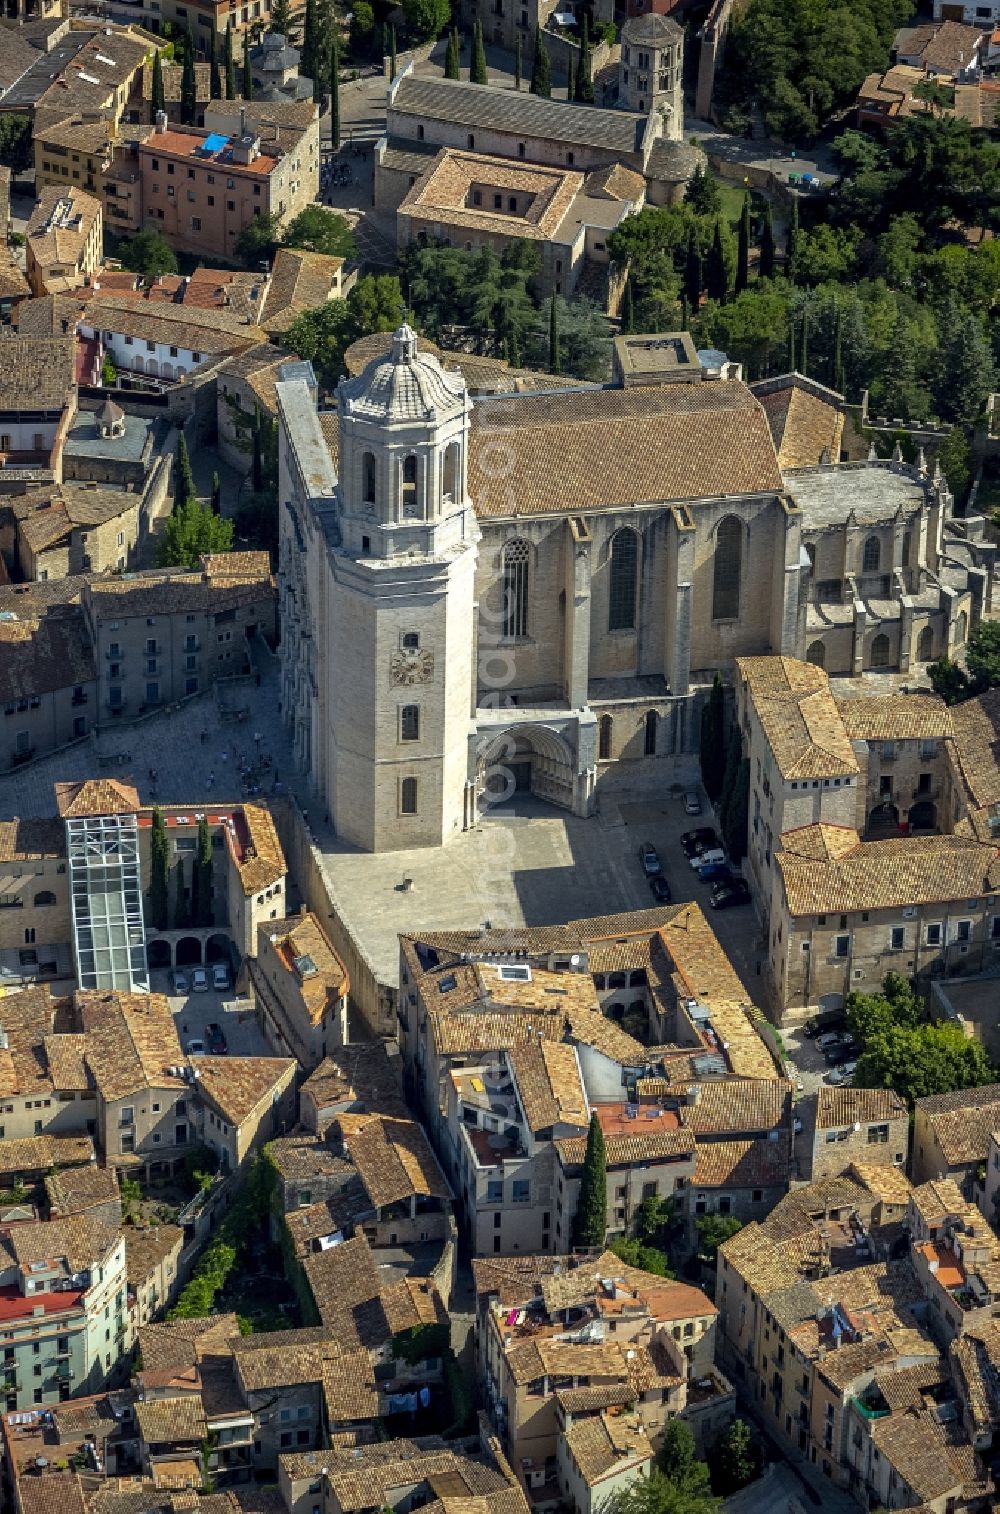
left=173, top=860, right=188, bottom=930
left=683, top=225, right=701, bottom=313
left=620, top=276, right=635, bottom=335
left=787, top=195, right=799, bottom=282
left=568, top=50, right=578, bottom=103
left=210, top=471, right=221, bottom=514
left=832, top=303, right=844, bottom=393
left=444, top=26, right=460, bottom=80
left=514, top=31, right=521, bottom=90
left=242, top=30, right=253, bottom=99
left=573, top=1114, right=607, bottom=1249
left=530, top=28, right=550, bottom=98
left=210, top=28, right=221, bottom=101
left=736, top=191, right=750, bottom=294
left=470, top=19, right=487, bottom=84
left=508, top=324, right=521, bottom=369
left=389, top=24, right=397, bottom=81
left=575, top=14, right=593, bottom=102
left=224, top=21, right=236, bottom=99
left=723, top=759, right=750, bottom=863
left=301, top=0, right=317, bottom=81
left=180, top=28, right=197, bottom=125
left=252, top=417, right=264, bottom=493
left=717, top=725, right=742, bottom=835
left=195, top=817, right=213, bottom=926
left=150, top=807, right=169, bottom=931
left=759, top=202, right=775, bottom=280
left=330, top=36, right=341, bottom=148
left=787, top=311, right=796, bottom=372
left=706, top=218, right=728, bottom=304
left=548, top=293, right=559, bottom=374
left=151, top=49, right=165, bottom=115
left=190, top=846, right=201, bottom=928
left=800, top=310, right=809, bottom=377
left=174, top=433, right=196, bottom=511
left=699, top=673, right=726, bottom=801
left=270, top=0, right=293, bottom=39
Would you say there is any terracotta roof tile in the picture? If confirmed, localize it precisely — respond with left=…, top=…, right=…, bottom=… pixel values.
left=816, top=1086, right=908, bottom=1129
left=776, top=831, right=1000, bottom=916
left=692, top=1137, right=789, bottom=1187
left=914, top=1082, right=1000, bottom=1167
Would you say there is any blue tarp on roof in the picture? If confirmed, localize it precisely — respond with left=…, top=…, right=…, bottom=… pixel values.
left=201, top=133, right=229, bottom=155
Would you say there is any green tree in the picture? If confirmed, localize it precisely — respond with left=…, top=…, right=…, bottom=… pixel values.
left=572, top=1113, right=607, bottom=1249
left=234, top=210, right=282, bottom=265
left=151, top=49, right=166, bottom=115
left=722, top=759, right=749, bottom=863
left=350, top=1, right=374, bottom=57
left=575, top=14, right=594, bottom=102
left=856, top=1021, right=995, bottom=1105
left=786, top=194, right=798, bottom=280
left=620, top=276, right=635, bottom=335
left=389, top=24, right=397, bottom=79
left=329, top=36, right=341, bottom=147
left=0, top=115, right=32, bottom=174
left=711, top=1421, right=761, bottom=1497
left=736, top=191, right=750, bottom=294
left=608, top=1237, right=672, bottom=1276
left=159, top=498, right=234, bottom=568
left=514, top=31, right=522, bottom=90
left=609, top=1469, right=719, bottom=1514
left=548, top=291, right=559, bottom=374
left=101, top=353, right=118, bottom=386
left=966, top=619, right=1000, bottom=693
left=286, top=273, right=405, bottom=390
left=716, top=724, right=742, bottom=834
left=270, top=0, right=294, bottom=40
left=530, top=28, right=551, bottom=97
left=759, top=202, right=775, bottom=279
left=685, top=163, right=720, bottom=217
left=445, top=26, right=460, bottom=79
left=224, top=21, right=236, bottom=98
left=283, top=204, right=355, bottom=257
left=118, top=229, right=178, bottom=279
left=210, top=471, right=221, bottom=514
left=705, top=219, right=729, bottom=304
left=403, top=0, right=449, bottom=42
left=699, top=674, right=726, bottom=801
left=936, top=302, right=995, bottom=423
left=683, top=225, right=702, bottom=313
left=173, top=432, right=196, bottom=512
left=694, top=283, right=790, bottom=380
left=927, top=656, right=971, bottom=705
left=658, top=1421, right=703, bottom=1487
left=242, top=30, right=253, bottom=98
left=194, top=817, right=214, bottom=926
left=696, top=1214, right=742, bottom=1259
left=210, top=28, right=222, bottom=101
left=937, top=426, right=971, bottom=502
left=470, top=18, right=488, bottom=84
left=150, top=807, right=169, bottom=931
left=180, top=27, right=197, bottom=124
left=173, top=859, right=188, bottom=930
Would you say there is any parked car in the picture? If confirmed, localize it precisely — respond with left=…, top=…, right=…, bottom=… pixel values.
left=185, top=1039, right=206, bottom=1057
left=172, top=967, right=190, bottom=995
left=825, top=1042, right=854, bottom=1066
left=206, top=1022, right=228, bottom=1054
left=803, top=1011, right=847, bottom=1039
left=639, top=842, right=662, bottom=877
left=825, top=1063, right=856, bottom=1085
left=711, top=879, right=751, bottom=909
left=684, top=791, right=702, bottom=815
left=649, top=874, right=672, bottom=903
left=695, top=860, right=732, bottom=884
left=211, top=963, right=230, bottom=992
left=816, top=1031, right=844, bottom=1051
left=680, top=828, right=719, bottom=858
left=191, top=967, right=209, bottom=992
left=690, top=847, right=725, bottom=870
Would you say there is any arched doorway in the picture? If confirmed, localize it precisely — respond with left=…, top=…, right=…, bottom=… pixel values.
left=205, top=933, right=231, bottom=964
left=868, top=801, right=899, bottom=833
left=147, top=938, right=172, bottom=969
left=806, top=640, right=825, bottom=667
left=175, top=935, right=203, bottom=965
left=478, top=724, right=576, bottom=813
left=908, top=800, right=937, bottom=831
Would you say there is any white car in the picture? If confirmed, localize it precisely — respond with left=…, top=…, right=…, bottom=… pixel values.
left=191, top=967, right=209, bottom=992
left=185, top=1039, right=206, bottom=1057
left=212, top=963, right=229, bottom=991
left=690, top=847, right=725, bottom=870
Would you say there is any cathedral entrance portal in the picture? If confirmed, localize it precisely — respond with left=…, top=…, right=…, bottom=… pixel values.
left=477, top=725, right=577, bottom=815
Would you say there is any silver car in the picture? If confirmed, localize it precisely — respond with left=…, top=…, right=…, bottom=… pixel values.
left=684, top=791, right=702, bottom=815
left=191, top=967, right=209, bottom=992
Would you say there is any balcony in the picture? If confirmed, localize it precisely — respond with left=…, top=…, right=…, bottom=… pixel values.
left=0, top=895, right=23, bottom=909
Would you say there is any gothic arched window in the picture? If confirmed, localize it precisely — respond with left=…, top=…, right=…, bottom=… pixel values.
left=902, top=531, right=911, bottom=567
left=806, top=640, right=826, bottom=668
left=443, top=442, right=459, bottom=502
left=401, top=454, right=419, bottom=519
left=862, top=535, right=881, bottom=573
left=870, top=633, right=891, bottom=668
left=400, top=705, right=419, bottom=742
left=956, top=610, right=968, bottom=645
left=363, top=451, right=376, bottom=504
left=599, top=714, right=613, bottom=761
left=644, top=710, right=657, bottom=756
left=608, top=528, right=639, bottom=632
left=713, top=516, right=742, bottom=621
left=502, top=539, right=529, bottom=639
left=400, top=777, right=418, bottom=814
left=917, top=625, right=934, bottom=662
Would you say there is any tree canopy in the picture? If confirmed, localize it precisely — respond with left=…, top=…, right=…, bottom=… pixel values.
left=286, top=274, right=405, bottom=391
left=848, top=974, right=997, bottom=1105
left=928, top=620, right=1000, bottom=705
left=572, top=1114, right=607, bottom=1249
left=115, top=230, right=178, bottom=280
left=282, top=205, right=356, bottom=259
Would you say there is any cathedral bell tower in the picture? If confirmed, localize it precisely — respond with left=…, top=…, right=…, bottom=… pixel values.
left=326, top=326, right=479, bottom=852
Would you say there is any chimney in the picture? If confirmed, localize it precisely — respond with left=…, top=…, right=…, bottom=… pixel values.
left=155, top=109, right=167, bottom=134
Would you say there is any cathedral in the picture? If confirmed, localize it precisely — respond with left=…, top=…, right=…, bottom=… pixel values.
left=276, top=329, right=993, bottom=854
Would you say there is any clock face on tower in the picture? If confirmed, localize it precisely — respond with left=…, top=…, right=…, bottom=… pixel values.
left=390, top=648, right=434, bottom=686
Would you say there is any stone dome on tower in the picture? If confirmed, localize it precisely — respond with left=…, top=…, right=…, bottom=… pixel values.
left=621, top=11, right=683, bottom=46
left=339, top=323, right=467, bottom=424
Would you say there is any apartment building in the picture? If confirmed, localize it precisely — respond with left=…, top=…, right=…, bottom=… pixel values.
left=217, top=344, right=289, bottom=473
left=135, top=104, right=317, bottom=261
left=12, top=480, right=143, bottom=581
left=125, top=1224, right=184, bottom=1333
left=0, top=336, right=77, bottom=475
left=251, top=911, right=349, bottom=1070
left=25, top=188, right=101, bottom=293
left=280, top=1432, right=532, bottom=1514
left=0, top=822, right=72, bottom=979
left=811, top=1087, right=909, bottom=1181
left=297, top=1042, right=404, bottom=1133
left=0, top=1214, right=129, bottom=1411
left=837, top=695, right=954, bottom=838
left=912, top=1083, right=1000, bottom=1193
left=79, top=292, right=266, bottom=385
